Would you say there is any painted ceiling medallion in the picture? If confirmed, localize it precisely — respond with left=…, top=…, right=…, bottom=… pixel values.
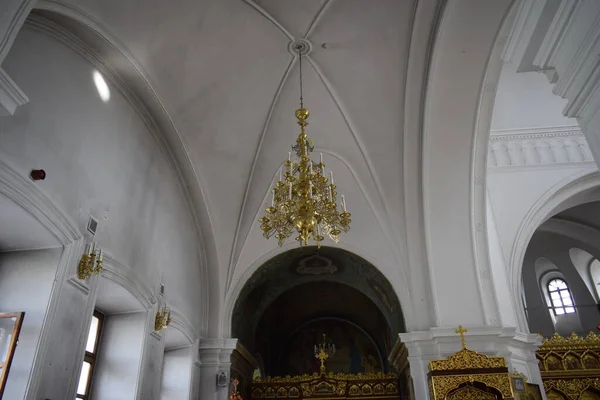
left=258, top=43, right=351, bottom=247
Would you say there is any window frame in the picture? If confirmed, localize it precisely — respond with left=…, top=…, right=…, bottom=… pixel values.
left=76, top=310, right=104, bottom=400
left=547, top=278, right=576, bottom=316
left=0, top=312, right=25, bottom=397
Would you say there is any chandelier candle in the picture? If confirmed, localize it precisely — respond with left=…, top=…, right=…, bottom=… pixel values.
left=258, top=44, right=351, bottom=248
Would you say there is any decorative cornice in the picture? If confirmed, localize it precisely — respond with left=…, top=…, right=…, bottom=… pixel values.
left=488, top=126, right=594, bottom=168
left=539, top=332, right=600, bottom=350
left=0, top=67, right=28, bottom=115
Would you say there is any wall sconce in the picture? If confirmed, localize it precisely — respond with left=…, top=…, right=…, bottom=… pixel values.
left=155, top=304, right=171, bottom=331
left=77, top=242, right=103, bottom=280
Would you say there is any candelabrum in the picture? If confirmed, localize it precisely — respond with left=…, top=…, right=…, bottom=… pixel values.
left=314, top=334, right=336, bottom=375
left=77, top=242, right=103, bottom=280
left=154, top=304, right=171, bottom=331
left=229, top=378, right=243, bottom=400
left=259, top=108, right=351, bottom=248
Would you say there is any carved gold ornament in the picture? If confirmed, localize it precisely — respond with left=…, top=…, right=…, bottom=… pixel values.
left=429, top=326, right=506, bottom=371
left=251, top=371, right=398, bottom=399
left=428, top=326, right=514, bottom=400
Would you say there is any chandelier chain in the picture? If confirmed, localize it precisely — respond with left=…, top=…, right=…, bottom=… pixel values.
left=298, top=45, right=304, bottom=109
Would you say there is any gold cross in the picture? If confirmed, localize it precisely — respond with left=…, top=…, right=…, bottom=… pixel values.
left=455, top=325, right=468, bottom=349
left=232, top=378, right=239, bottom=392
left=315, top=348, right=329, bottom=375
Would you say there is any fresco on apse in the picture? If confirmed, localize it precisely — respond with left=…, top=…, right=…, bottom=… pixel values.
left=283, top=319, right=382, bottom=376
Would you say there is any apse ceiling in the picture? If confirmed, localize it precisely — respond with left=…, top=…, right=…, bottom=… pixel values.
left=39, top=0, right=415, bottom=291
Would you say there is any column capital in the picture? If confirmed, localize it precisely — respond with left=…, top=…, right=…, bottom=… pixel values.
left=198, top=338, right=238, bottom=366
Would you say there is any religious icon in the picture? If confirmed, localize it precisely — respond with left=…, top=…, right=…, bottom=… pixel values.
left=512, top=377, right=526, bottom=393
left=525, top=383, right=543, bottom=400
left=584, top=355, right=599, bottom=369
left=565, top=355, right=581, bottom=370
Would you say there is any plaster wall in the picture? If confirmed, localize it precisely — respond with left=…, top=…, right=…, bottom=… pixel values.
left=491, top=63, right=575, bottom=131
left=160, top=346, right=193, bottom=400
left=0, top=23, right=203, bottom=400
left=190, top=361, right=201, bottom=400
left=92, top=312, right=146, bottom=400
left=0, top=247, right=61, bottom=399
left=487, top=166, right=597, bottom=272
left=0, top=24, right=204, bottom=331
left=522, top=231, right=600, bottom=336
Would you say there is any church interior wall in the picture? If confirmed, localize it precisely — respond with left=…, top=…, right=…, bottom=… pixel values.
left=160, top=346, right=194, bottom=400
left=522, top=229, right=600, bottom=337
left=0, top=247, right=61, bottom=399
left=0, top=21, right=205, bottom=327
left=0, top=23, right=204, bottom=332
left=0, top=21, right=205, bottom=400
left=91, top=311, right=147, bottom=400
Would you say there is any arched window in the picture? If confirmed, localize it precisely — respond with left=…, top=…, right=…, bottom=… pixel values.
left=547, top=278, right=575, bottom=315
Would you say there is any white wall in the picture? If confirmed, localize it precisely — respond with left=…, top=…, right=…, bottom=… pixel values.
left=0, top=22, right=203, bottom=399
left=491, top=62, right=576, bottom=132
left=92, top=312, right=147, bottom=400
left=0, top=247, right=61, bottom=399
left=0, top=21, right=203, bottom=331
left=160, top=347, right=193, bottom=400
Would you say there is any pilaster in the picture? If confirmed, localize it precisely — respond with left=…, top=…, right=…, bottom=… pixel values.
left=198, top=338, right=238, bottom=400
left=399, top=327, right=543, bottom=400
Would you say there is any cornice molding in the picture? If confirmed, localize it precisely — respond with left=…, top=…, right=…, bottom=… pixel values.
left=0, top=67, right=28, bottom=115
left=100, top=254, right=157, bottom=310
left=489, top=125, right=582, bottom=141
left=488, top=126, right=594, bottom=168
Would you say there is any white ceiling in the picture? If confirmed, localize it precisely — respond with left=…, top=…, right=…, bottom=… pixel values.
left=52, top=0, right=414, bottom=286
left=0, top=192, right=60, bottom=252
left=165, top=325, right=192, bottom=350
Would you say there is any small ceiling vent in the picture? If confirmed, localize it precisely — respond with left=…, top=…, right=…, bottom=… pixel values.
left=87, top=216, right=98, bottom=235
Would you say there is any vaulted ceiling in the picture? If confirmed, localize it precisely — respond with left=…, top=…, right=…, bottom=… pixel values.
left=28, top=0, right=517, bottom=335
left=41, top=0, right=414, bottom=291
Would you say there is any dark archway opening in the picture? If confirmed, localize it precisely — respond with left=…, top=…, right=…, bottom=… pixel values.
left=232, top=246, right=406, bottom=395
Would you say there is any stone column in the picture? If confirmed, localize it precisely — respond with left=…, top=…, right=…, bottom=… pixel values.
left=398, top=327, right=544, bottom=400
left=198, top=339, right=237, bottom=400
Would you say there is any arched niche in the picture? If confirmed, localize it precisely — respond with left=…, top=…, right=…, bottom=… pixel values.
left=231, top=246, right=404, bottom=377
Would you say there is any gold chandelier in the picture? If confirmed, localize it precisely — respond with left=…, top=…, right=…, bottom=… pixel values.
left=259, top=44, right=351, bottom=248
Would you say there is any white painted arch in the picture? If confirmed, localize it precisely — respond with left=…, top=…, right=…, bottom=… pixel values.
left=221, top=240, right=412, bottom=339
left=510, top=170, right=600, bottom=332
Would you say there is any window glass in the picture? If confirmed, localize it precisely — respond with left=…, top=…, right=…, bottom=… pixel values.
left=85, top=316, right=99, bottom=353
left=77, top=311, right=103, bottom=399
left=548, top=278, right=576, bottom=315
left=77, top=362, right=91, bottom=395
